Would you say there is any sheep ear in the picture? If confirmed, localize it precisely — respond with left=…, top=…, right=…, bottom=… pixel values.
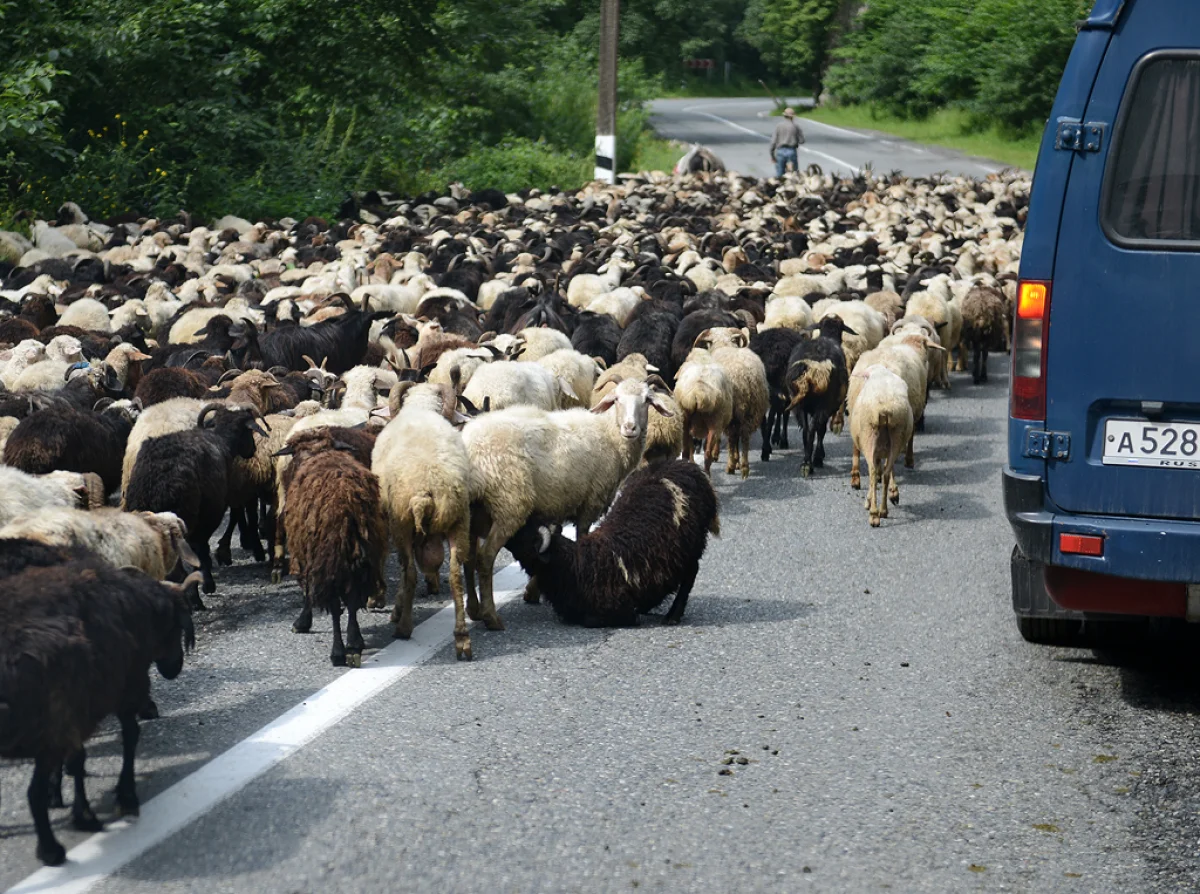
left=172, top=532, right=201, bottom=570
left=272, top=445, right=295, bottom=457
left=648, top=394, right=674, bottom=417
left=591, top=392, right=618, bottom=414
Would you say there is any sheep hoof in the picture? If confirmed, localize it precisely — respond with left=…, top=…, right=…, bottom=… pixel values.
left=345, top=652, right=362, bottom=669
left=800, top=464, right=812, bottom=478
left=869, top=515, right=881, bottom=528
left=483, top=613, right=506, bottom=631
left=366, top=594, right=386, bottom=611
left=270, top=568, right=283, bottom=585
left=72, top=810, right=103, bottom=833
left=466, top=603, right=483, bottom=622
left=851, top=476, right=861, bottom=490
left=831, top=423, right=843, bottom=435
left=190, top=593, right=208, bottom=611
left=741, top=467, right=749, bottom=480
left=37, top=840, right=67, bottom=867
left=214, top=548, right=232, bottom=567
left=117, top=800, right=140, bottom=819
left=49, top=789, right=65, bottom=810
left=425, top=576, right=441, bottom=596
left=904, top=459, right=915, bottom=470
left=662, top=615, right=683, bottom=626
left=889, top=492, right=900, bottom=506
left=330, top=653, right=347, bottom=667
left=392, top=625, right=413, bottom=640
left=455, top=637, right=473, bottom=661
left=138, top=699, right=160, bottom=721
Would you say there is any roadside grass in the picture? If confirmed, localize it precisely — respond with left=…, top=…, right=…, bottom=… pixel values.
left=626, top=134, right=684, bottom=174
left=793, top=105, right=1041, bottom=170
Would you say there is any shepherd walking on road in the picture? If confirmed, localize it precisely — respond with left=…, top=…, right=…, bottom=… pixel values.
left=770, top=107, right=805, bottom=177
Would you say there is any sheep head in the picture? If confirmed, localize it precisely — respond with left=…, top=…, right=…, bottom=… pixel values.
left=591, top=377, right=674, bottom=441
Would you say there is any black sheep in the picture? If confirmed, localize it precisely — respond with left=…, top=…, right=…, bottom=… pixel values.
left=0, top=542, right=196, bottom=866
left=785, top=316, right=855, bottom=477
left=256, top=301, right=390, bottom=373
left=4, top=399, right=139, bottom=495
left=508, top=460, right=719, bottom=627
left=618, top=311, right=679, bottom=384
left=749, top=328, right=804, bottom=461
left=124, top=404, right=268, bottom=598
left=670, top=309, right=741, bottom=373
left=570, top=310, right=622, bottom=367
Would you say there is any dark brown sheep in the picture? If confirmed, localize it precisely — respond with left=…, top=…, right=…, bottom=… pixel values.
left=279, top=428, right=387, bottom=666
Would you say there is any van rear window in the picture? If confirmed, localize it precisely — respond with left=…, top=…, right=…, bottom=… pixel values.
left=1104, top=56, right=1200, bottom=246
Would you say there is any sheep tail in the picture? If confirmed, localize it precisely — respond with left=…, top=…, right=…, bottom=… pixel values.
left=0, top=700, right=10, bottom=750
left=878, top=411, right=891, bottom=454
left=709, top=493, right=721, bottom=537
left=411, top=493, right=435, bottom=536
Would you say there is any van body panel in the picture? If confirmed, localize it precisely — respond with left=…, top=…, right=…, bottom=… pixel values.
left=1043, top=3, right=1200, bottom=521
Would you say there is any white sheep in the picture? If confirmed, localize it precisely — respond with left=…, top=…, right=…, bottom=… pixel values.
left=566, top=257, right=631, bottom=308
left=586, top=286, right=646, bottom=328
left=848, top=365, right=914, bottom=527
left=372, top=383, right=475, bottom=658
left=461, top=377, right=673, bottom=627
left=760, top=294, right=813, bottom=332
left=0, top=508, right=199, bottom=579
left=692, top=328, right=769, bottom=479
left=0, top=467, right=105, bottom=526
left=0, top=340, right=48, bottom=389
left=904, top=291, right=960, bottom=388
left=513, top=326, right=572, bottom=361
left=10, top=336, right=86, bottom=393
left=56, top=298, right=112, bottom=332
left=462, top=360, right=576, bottom=412
left=536, top=349, right=602, bottom=409
left=673, top=349, right=734, bottom=475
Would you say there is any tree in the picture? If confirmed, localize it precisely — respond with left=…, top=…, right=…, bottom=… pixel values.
left=743, top=0, right=842, bottom=95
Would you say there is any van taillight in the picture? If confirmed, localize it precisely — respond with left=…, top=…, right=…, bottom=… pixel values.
left=1011, top=280, right=1050, bottom=420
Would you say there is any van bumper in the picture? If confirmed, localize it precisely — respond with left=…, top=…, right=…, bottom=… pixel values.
left=1004, top=466, right=1200, bottom=582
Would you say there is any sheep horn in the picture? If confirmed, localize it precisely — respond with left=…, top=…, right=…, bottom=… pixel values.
left=301, top=354, right=319, bottom=369
left=644, top=374, right=673, bottom=396
left=196, top=403, right=222, bottom=429
left=216, top=369, right=242, bottom=385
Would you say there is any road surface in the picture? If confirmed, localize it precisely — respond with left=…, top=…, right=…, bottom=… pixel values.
left=3, top=352, right=1200, bottom=894
left=649, top=97, right=1012, bottom=179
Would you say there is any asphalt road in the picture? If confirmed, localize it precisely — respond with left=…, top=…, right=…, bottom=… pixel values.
left=4, top=350, right=1200, bottom=893
left=648, top=98, right=1011, bottom=179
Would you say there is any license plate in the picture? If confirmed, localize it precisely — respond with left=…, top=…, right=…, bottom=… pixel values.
left=1103, top=418, right=1200, bottom=469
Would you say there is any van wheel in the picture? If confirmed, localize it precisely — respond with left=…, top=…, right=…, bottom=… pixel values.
left=1016, top=615, right=1085, bottom=646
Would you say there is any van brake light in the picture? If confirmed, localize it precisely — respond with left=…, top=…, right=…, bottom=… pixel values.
left=1011, top=280, right=1051, bottom=420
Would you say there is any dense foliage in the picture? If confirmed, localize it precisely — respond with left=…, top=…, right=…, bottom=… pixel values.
left=1, top=0, right=1089, bottom=221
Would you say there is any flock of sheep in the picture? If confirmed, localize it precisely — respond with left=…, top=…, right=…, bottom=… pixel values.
left=0, top=164, right=1026, bottom=866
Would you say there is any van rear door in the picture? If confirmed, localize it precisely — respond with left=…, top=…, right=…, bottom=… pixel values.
left=1045, top=3, right=1200, bottom=520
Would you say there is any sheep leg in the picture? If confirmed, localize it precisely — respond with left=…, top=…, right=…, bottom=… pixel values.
left=329, top=606, right=348, bottom=667
left=798, top=409, right=814, bottom=477
left=115, top=710, right=141, bottom=817
left=465, top=508, right=488, bottom=620
left=980, top=348, right=989, bottom=383
left=523, top=576, right=542, bottom=604
left=776, top=408, right=789, bottom=449
left=47, top=762, right=64, bottom=809
left=449, top=525, right=472, bottom=661
left=392, top=543, right=417, bottom=640
left=681, top=431, right=695, bottom=464
left=813, top=413, right=828, bottom=468
left=867, top=454, right=881, bottom=527
left=345, top=605, right=365, bottom=667
left=905, top=432, right=915, bottom=470
left=830, top=401, right=846, bottom=435
left=664, top=561, right=700, bottom=625
left=887, top=456, right=900, bottom=507
left=474, top=528, right=507, bottom=631
left=65, top=748, right=102, bottom=832
left=851, top=441, right=862, bottom=489
left=725, top=426, right=738, bottom=475
left=194, top=539, right=215, bottom=599
left=739, top=430, right=752, bottom=479
left=703, top=430, right=720, bottom=476
left=292, top=592, right=314, bottom=633
left=241, top=501, right=266, bottom=563
left=29, top=755, right=66, bottom=866
left=216, top=508, right=240, bottom=567
left=270, top=488, right=287, bottom=584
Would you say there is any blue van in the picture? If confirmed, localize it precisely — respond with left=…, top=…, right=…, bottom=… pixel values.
left=1007, top=0, right=1200, bottom=645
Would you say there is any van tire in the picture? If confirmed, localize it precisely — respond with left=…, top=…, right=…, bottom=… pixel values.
left=1016, top=616, right=1085, bottom=646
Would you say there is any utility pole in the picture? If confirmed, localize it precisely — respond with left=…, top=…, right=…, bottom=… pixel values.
left=595, top=0, right=619, bottom=184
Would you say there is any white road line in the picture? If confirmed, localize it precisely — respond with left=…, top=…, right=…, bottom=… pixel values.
left=681, top=105, right=861, bottom=174
left=797, top=117, right=872, bottom=141
left=798, top=146, right=860, bottom=176
left=681, top=106, right=769, bottom=140
left=4, top=562, right=530, bottom=894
